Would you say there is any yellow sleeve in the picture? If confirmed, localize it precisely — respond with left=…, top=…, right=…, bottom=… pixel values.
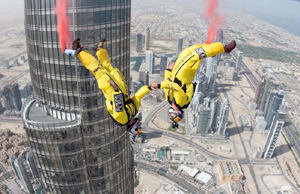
left=160, top=80, right=188, bottom=107
left=131, top=86, right=151, bottom=110
left=164, top=69, right=172, bottom=80
left=185, top=84, right=194, bottom=105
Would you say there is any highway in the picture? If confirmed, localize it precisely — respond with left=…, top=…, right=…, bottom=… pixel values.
left=0, top=116, right=23, bottom=123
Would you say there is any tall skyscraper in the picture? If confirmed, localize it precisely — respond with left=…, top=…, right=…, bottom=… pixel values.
left=177, top=37, right=183, bottom=54
left=23, top=1, right=134, bottom=193
left=9, top=156, right=20, bottom=180
left=0, top=100, right=3, bottom=112
left=146, top=50, right=154, bottom=74
left=205, top=58, right=217, bottom=93
left=2, top=83, right=22, bottom=111
left=216, top=98, right=230, bottom=136
left=235, top=52, right=243, bottom=72
left=254, top=78, right=265, bottom=107
left=264, top=90, right=284, bottom=129
left=259, top=77, right=280, bottom=111
left=139, top=72, right=149, bottom=86
left=195, top=105, right=211, bottom=134
left=27, top=152, right=39, bottom=179
left=145, top=27, right=150, bottom=51
left=203, top=97, right=219, bottom=131
left=15, top=158, right=34, bottom=193
left=136, top=33, right=142, bottom=53
left=160, top=55, right=168, bottom=75
left=262, top=112, right=285, bottom=159
left=24, top=83, right=33, bottom=98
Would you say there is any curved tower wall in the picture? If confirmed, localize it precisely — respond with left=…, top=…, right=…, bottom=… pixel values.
left=23, top=0, right=134, bottom=193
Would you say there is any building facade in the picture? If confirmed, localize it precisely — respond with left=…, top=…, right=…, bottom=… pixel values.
left=216, top=98, right=230, bottom=136
left=145, top=50, right=154, bottom=74
left=262, top=112, right=285, bottom=159
left=2, top=83, right=23, bottom=111
left=177, top=37, right=183, bottom=54
left=217, top=160, right=243, bottom=183
left=136, top=33, right=142, bottom=53
left=159, top=55, right=168, bottom=75
left=145, top=27, right=150, bottom=51
left=264, top=90, right=284, bottom=129
left=15, top=158, right=34, bottom=193
left=235, top=52, right=243, bottom=72
left=23, top=0, right=134, bottom=193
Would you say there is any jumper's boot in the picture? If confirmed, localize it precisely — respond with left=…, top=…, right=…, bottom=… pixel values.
left=97, top=38, right=107, bottom=51
left=224, top=40, right=236, bottom=53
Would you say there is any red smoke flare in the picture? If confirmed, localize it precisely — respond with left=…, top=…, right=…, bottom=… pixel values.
left=55, top=0, right=70, bottom=52
left=204, top=0, right=222, bottom=44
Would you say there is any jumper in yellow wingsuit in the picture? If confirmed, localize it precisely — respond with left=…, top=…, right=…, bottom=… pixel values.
left=65, top=38, right=157, bottom=138
left=151, top=40, right=236, bottom=128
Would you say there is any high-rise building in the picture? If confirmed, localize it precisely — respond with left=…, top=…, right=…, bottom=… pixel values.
left=235, top=52, right=243, bottom=72
left=0, top=100, right=3, bottom=112
left=195, top=105, right=211, bottom=134
left=145, top=27, right=150, bottom=51
left=23, top=1, right=134, bottom=193
left=160, top=55, right=168, bottom=75
left=205, top=58, right=217, bottom=93
left=216, top=98, right=230, bottom=136
left=203, top=97, right=219, bottom=131
left=146, top=50, right=155, bottom=74
left=15, top=158, right=34, bottom=193
left=254, top=78, right=265, bottom=107
left=264, top=90, right=284, bottom=129
left=24, top=83, right=33, bottom=98
left=2, top=83, right=22, bottom=111
left=262, top=112, right=285, bottom=159
left=139, top=71, right=149, bottom=86
left=136, top=33, right=143, bottom=53
left=9, top=156, right=20, bottom=180
left=259, top=77, right=280, bottom=111
left=27, top=152, right=39, bottom=179
left=177, top=37, right=183, bottom=54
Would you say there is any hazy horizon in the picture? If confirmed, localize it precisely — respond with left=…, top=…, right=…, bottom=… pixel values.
left=0, top=0, right=299, bottom=37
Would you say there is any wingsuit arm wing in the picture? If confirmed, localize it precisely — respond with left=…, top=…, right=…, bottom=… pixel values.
left=131, top=86, right=151, bottom=110
left=164, top=69, right=172, bottom=80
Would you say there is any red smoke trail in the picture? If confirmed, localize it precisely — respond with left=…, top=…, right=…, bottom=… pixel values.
left=55, top=0, right=70, bottom=52
left=204, top=0, right=222, bottom=44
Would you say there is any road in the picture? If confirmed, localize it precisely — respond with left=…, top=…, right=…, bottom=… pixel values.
left=135, top=161, right=204, bottom=194
left=0, top=116, right=23, bottom=123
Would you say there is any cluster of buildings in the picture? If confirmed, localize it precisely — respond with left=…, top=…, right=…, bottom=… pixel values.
left=9, top=152, right=43, bottom=194
left=0, top=129, right=27, bottom=170
left=0, top=83, right=33, bottom=116
left=0, top=55, right=26, bottom=69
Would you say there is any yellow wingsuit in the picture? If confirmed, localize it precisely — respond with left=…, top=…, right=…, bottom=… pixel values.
left=77, top=49, right=151, bottom=125
left=159, top=42, right=225, bottom=109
